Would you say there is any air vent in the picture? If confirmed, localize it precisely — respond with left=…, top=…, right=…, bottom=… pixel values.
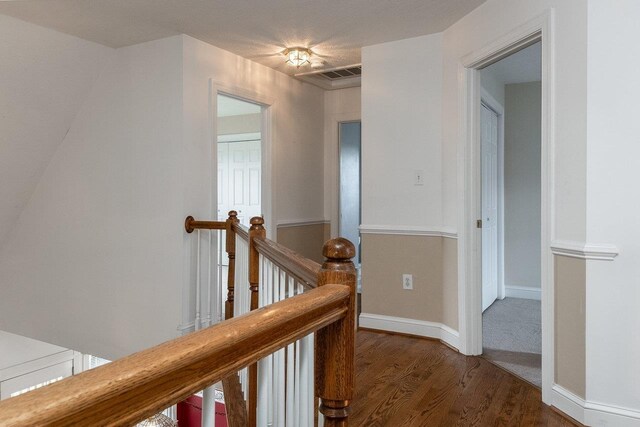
left=319, top=66, right=362, bottom=81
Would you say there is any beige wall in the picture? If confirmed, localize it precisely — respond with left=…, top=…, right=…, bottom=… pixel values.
left=218, top=113, right=261, bottom=135
left=362, top=234, right=457, bottom=330
left=442, top=238, right=458, bottom=330
left=276, top=223, right=329, bottom=264
left=504, top=82, right=542, bottom=290
left=555, top=255, right=586, bottom=398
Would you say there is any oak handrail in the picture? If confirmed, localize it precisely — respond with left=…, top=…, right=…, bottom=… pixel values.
left=232, top=221, right=249, bottom=241
left=184, top=216, right=226, bottom=233
left=0, top=284, right=352, bottom=427
left=254, top=236, right=321, bottom=289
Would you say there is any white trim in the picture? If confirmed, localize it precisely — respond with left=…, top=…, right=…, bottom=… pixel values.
left=551, top=240, right=619, bottom=261
left=277, top=219, right=329, bottom=228
left=552, top=384, right=640, bottom=426
left=585, top=401, right=640, bottom=426
left=359, top=313, right=460, bottom=350
left=359, top=225, right=458, bottom=239
left=210, top=80, right=276, bottom=239
left=457, top=9, right=555, bottom=404
left=551, top=384, right=586, bottom=425
left=217, top=132, right=261, bottom=143
left=505, top=285, right=541, bottom=300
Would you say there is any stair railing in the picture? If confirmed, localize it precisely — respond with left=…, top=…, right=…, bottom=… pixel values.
left=187, top=212, right=354, bottom=426
left=0, top=227, right=356, bottom=427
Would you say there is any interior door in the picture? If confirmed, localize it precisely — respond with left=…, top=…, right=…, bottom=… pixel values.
left=339, top=122, right=362, bottom=290
left=218, top=139, right=261, bottom=226
left=481, top=104, right=499, bottom=312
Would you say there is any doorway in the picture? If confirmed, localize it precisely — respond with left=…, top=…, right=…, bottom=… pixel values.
left=216, top=94, right=263, bottom=226
left=338, top=121, right=362, bottom=292
left=479, top=42, right=542, bottom=387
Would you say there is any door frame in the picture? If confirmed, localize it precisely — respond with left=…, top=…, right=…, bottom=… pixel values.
left=457, top=10, right=555, bottom=403
left=480, top=90, right=505, bottom=302
left=337, top=120, right=362, bottom=242
left=328, top=113, right=361, bottom=238
left=210, top=80, right=275, bottom=237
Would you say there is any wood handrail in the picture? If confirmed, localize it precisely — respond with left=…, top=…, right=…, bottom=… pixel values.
left=232, top=221, right=249, bottom=241
left=254, top=236, right=321, bottom=288
left=184, top=216, right=226, bottom=233
left=0, top=284, right=351, bottom=427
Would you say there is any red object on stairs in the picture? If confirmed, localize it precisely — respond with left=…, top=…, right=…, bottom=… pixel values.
left=176, top=395, right=227, bottom=427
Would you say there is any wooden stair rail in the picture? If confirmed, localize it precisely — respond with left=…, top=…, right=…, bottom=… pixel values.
left=184, top=215, right=226, bottom=233
left=253, top=237, right=321, bottom=289
left=316, top=238, right=357, bottom=426
left=0, top=279, right=355, bottom=426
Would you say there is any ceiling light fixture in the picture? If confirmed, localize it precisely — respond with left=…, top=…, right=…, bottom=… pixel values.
left=284, top=47, right=311, bottom=67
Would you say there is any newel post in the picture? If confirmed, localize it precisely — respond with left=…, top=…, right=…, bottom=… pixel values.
left=224, top=211, right=239, bottom=320
left=247, top=216, right=266, bottom=427
left=316, top=238, right=357, bottom=427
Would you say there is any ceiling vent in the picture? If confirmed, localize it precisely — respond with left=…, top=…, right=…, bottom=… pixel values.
left=318, top=66, right=362, bottom=81
left=295, top=64, right=362, bottom=90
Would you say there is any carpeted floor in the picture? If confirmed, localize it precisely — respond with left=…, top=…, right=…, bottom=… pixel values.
left=482, top=297, right=541, bottom=387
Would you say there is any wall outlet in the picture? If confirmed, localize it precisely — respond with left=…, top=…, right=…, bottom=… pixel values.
left=402, top=274, right=413, bottom=290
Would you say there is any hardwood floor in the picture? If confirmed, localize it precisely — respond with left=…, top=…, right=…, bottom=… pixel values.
left=351, top=330, right=581, bottom=427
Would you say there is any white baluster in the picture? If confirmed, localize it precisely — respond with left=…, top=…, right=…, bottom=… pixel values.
left=202, top=385, right=216, bottom=427
left=195, top=230, right=201, bottom=331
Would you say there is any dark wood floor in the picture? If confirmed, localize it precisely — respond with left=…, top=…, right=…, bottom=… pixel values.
left=351, top=330, right=581, bottom=427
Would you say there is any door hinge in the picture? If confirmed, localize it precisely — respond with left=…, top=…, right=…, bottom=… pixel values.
left=476, top=219, right=482, bottom=228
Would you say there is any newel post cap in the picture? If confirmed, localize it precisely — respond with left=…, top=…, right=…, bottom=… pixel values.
left=323, top=238, right=356, bottom=261
left=228, top=210, right=238, bottom=219
left=249, top=216, right=265, bottom=230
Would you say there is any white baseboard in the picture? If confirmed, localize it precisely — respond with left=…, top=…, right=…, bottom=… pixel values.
left=552, top=384, right=586, bottom=424
left=552, top=384, right=640, bottom=426
left=505, top=285, right=541, bottom=300
left=585, top=401, right=640, bottom=427
left=359, top=313, right=459, bottom=350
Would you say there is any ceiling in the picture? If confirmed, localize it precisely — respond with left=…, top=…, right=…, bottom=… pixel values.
left=482, top=42, right=542, bottom=85
left=0, top=0, right=486, bottom=75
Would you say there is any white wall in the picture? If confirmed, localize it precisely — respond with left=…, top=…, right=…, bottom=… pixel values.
left=361, top=33, right=443, bottom=228
left=504, top=82, right=541, bottom=291
left=442, top=0, right=588, bottom=244
left=480, top=67, right=505, bottom=107
left=181, top=35, right=325, bottom=230
left=324, top=87, right=361, bottom=235
left=0, top=15, right=111, bottom=247
left=180, top=35, right=326, bottom=325
left=585, top=0, right=640, bottom=415
left=0, top=36, right=185, bottom=360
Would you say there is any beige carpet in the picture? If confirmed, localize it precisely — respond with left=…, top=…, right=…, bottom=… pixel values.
left=482, top=298, right=541, bottom=388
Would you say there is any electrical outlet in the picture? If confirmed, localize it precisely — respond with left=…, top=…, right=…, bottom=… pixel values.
left=402, top=274, right=413, bottom=290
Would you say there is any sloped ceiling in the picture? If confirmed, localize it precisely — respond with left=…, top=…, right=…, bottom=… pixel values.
left=0, top=0, right=486, bottom=74
left=0, top=14, right=111, bottom=245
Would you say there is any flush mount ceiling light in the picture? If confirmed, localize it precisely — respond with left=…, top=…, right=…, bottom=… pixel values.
left=284, top=47, right=311, bottom=67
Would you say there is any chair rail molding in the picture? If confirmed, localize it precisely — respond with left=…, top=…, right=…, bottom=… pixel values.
left=550, top=240, right=619, bottom=261
left=276, top=218, right=329, bottom=228
left=359, top=225, right=458, bottom=239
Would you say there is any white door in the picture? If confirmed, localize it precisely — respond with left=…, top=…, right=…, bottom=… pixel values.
left=218, top=139, right=261, bottom=226
left=481, top=104, right=499, bottom=312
